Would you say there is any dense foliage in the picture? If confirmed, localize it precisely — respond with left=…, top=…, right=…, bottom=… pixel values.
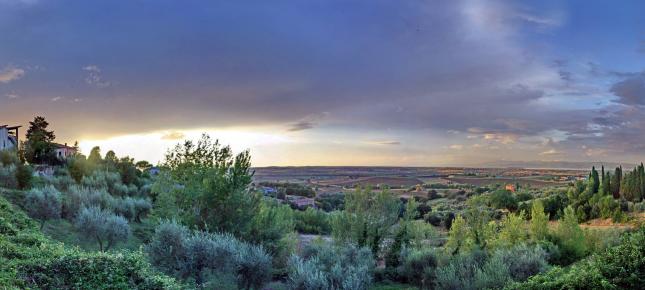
left=146, top=220, right=272, bottom=289
left=510, top=226, right=644, bottom=289
left=287, top=241, right=375, bottom=290
left=0, top=194, right=180, bottom=289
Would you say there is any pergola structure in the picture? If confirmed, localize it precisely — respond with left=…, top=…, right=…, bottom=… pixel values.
left=1, top=125, right=21, bottom=150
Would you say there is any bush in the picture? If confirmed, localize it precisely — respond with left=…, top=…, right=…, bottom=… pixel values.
left=146, top=220, right=272, bottom=289
left=553, top=206, right=587, bottom=265
left=489, top=189, right=518, bottom=211
left=315, top=193, right=345, bottom=211
left=75, top=207, right=130, bottom=251
left=132, top=198, right=153, bottom=222
left=492, top=244, right=549, bottom=281
left=15, top=164, right=33, bottom=190
left=111, top=197, right=136, bottom=221
left=0, top=194, right=181, bottom=289
left=287, top=242, right=375, bottom=290
left=0, top=164, right=17, bottom=189
left=0, top=150, right=20, bottom=166
left=24, top=186, right=62, bottom=229
left=435, top=252, right=482, bottom=290
left=62, top=186, right=113, bottom=219
left=294, top=207, right=331, bottom=235
left=400, top=249, right=438, bottom=289
left=45, top=174, right=76, bottom=192
left=510, top=226, right=645, bottom=289
left=236, top=243, right=273, bottom=290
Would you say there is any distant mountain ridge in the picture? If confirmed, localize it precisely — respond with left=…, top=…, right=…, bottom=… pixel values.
left=479, top=160, right=637, bottom=170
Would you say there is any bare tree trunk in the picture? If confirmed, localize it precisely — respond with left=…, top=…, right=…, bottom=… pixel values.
left=96, top=235, right=103, bottom=252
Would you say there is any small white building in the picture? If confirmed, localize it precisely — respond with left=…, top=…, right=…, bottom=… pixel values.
left=53, top=143, right=77, bottom=159
left=0, top=125, right=20, bottom=151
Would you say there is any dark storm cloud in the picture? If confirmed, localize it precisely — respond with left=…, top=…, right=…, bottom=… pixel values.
left=287, top=121, right=315, bottom=132
left=0, top=0, right=643, bottom=164
left=0, top=0, right=562, bottom=137
left=611, top=73, right=645, bottom=106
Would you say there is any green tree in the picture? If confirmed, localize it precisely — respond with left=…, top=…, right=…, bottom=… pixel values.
left=444, top=214, right=473, bottom=255
left=135, top=160, right=152, bottom=171
left=117, top=156, right=138, bottom=185
left=556, top=206, right=587, bottom=264
left=331, top=187, right=400, bottom=256
left=15, top=163, right=33, bottom=189
left=104, top=150, right=118, bottom=170
left=155, top=134, right=258, bottom=237
left=87, top=146, right=102, bottom=165
left=25, top=186, right=62, bottom=229
left=23, top=116, right=56, bottom=164
left=75, top=207, right=130, bottom=251
left=495, top=212, right=528, bottom=248
left=530, top=200, right=549, bottom=241
left=385, top=198, right=418, bottom=268
left=610, top=167, right=622, bottom=198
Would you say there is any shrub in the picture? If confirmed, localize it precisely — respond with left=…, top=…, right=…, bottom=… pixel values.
left=132, top=197, right=153, bottom=222
left=287, top=242, right=375, bottom=290
left=236, top=243, right=273, bottom=290
left=75, top=207, right=130, bottom=251
left=425, top=212, right=443, bottom=226
left=294, top=207, right=331, bottom=235
left=146, top=220, right=272, bottom=289
left=0, top=150, right=20, bottom=166
left=0, top=164, right=17, bottom=189
left=15, top=164, right=33, bottom=190
left=111, top=197, right=136, bottom=221
left=62, top=186, right=114, bottom=219
left=435, top=252, right=482, bottom=290
left=24, top=186, right=62, bottom=229
left=81, top=172, right=108, bottom=189
left=0, top=194, right=181, bottom=289
left=145, top=220, right=189, bottom=274
left=553, top=206, right=587, bottom=265
left=493, top=244, right=549, bottom=281
left=46, top=174, right=76, bottom=192
left=400, top=249, right=438, bottom=289
left=315, top=193, right=345, bottom=211
left=489, top=189, right=518, bottom=211
left=510, top=226, right=644, bottom=289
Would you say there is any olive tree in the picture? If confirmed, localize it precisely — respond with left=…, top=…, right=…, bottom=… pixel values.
left=287, top=242, right=375, bottom=290
left=25, top=186, right=62, bottom=229
left=146, top=220, right=272, bottom=289
left=75, top=207, right=130, bottom=251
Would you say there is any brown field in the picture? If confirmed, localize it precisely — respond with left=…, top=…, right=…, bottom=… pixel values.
left=314, top=176, right=423, bottom=188
left=446, top=177, right=567, bottom=188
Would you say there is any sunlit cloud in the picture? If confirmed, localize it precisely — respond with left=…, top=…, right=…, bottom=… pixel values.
left=79, top=129, right=293, bottom=165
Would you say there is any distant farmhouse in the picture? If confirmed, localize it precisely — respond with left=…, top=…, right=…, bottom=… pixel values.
left=0, top=125, right=21, bottom=151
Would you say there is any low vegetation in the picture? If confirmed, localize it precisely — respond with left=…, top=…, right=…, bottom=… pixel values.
left=0, top=116, right=642, bottom=289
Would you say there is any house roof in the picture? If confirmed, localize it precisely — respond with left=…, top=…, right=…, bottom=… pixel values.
left=0, top=125, right=21, bottom=130
left=52, top=143, right=76, bottom=149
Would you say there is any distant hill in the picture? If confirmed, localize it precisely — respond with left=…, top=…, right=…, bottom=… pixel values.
left=479, top=160, right=637, bottom=170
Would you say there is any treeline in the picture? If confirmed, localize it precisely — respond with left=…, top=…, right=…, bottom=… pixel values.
left=567, top=165, right=644, bottom=222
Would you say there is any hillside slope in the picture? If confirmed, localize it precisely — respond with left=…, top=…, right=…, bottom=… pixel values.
left=0, top=193, right=181, bottom=289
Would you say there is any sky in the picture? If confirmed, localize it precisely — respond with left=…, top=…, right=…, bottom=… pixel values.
left=1, top=0, right=644, bottom=166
